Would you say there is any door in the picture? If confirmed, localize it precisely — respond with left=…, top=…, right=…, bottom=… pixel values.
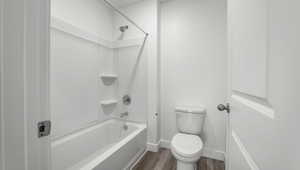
left=226, top=0, right=300, bottom=170
left=0, top=0, right=51, bottom=169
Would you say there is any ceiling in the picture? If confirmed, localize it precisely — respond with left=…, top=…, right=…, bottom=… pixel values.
left=104, top=0, right=172, bottom=7
left=108, top=0, right=145, bottom=7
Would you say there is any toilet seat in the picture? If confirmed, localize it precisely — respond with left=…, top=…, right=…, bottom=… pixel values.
left=171, top=133, right=203, bottom=159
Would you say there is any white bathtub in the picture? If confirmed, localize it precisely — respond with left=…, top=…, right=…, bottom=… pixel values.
left=51, top=119, right=147, bottom=170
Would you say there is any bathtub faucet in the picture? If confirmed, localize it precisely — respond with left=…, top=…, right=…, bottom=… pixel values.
left=120, top=112, right=129, bottom=118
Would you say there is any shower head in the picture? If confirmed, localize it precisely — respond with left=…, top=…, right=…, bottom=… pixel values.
left=119, top=25, right=129, bottom=32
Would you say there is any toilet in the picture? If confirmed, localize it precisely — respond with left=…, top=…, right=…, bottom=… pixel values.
left=171, top=107, right=206, bottom=170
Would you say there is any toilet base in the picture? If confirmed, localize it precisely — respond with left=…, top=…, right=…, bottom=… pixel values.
left=177, top=160, right=197, bottom=170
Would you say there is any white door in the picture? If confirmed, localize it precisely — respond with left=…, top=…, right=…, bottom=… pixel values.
left=0, top=0, right=51, bottom=169
left=226, top=0, right=300, bottom=170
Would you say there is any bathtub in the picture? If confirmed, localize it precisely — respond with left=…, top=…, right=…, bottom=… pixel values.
left=51, top=119, right=147, bottom=170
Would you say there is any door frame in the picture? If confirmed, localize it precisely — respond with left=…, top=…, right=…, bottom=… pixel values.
left=0, top=0, right=4, bottom=168
left=225, top=3, right=233, bottom=168
left=225, top=52, right=233, bottom=170
left=0, top=0, right=51, bottom=169
left=225, top=35, right=232, bottom=170
left=37, top=0, right=52, bottom=169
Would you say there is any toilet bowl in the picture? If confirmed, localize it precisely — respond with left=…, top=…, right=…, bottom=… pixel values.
left=171, top=133, right=203, bottom=170
left=171, top=107, right=206, bottom=170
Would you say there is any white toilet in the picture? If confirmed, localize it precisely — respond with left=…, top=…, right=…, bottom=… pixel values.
left=171, top=107, right=206, bottom=170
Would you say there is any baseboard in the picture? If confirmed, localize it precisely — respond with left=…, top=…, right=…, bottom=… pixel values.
left=147, top=142, right=160, bottom=152
left=159, top=139, right=171, bottom=149
left=159, top=139, right=225, bottom=161
left=202, top=148, right=225, bottom=161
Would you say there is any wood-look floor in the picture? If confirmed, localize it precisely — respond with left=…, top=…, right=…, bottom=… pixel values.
left=132, top=149, right=225, bottom=170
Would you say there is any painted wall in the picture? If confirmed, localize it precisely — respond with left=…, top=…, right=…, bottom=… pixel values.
left=160, top=0, right=227, bottom=158
left=50, top=0, right=116, bottom=138
left=114, top=45, right=148, bottom=123
left=51, top=0, right=113, bottom=40
left=113, top=0, right=160, bottom=145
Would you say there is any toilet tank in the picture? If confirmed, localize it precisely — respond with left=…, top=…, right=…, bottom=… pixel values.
left=175, top=106, right=206, bottom=135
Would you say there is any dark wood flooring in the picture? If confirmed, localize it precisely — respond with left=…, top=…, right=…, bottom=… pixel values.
left=132, top=149, right=225, bottom=170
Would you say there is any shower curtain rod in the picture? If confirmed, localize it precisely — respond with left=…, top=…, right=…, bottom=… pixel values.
left=103, top=0, right=149, bottom=36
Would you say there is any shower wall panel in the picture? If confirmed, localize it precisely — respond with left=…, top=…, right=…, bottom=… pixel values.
left=112, top=0, right=159, bottom=145
left=50, top=0, right=116, bottom=138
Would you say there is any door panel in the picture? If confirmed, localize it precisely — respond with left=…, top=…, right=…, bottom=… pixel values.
left=229, top=0, right=267, bottom=98
left=229, top=98, right=276, bottom=169
left=229, top=134, right=253, bottom=170
left=228, top=0, right=300, bottom=170
left=228, top=0, right=274, bottom=169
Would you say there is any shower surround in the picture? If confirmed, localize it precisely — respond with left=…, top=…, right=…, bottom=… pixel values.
left=50, top=0, right=159, bottom=169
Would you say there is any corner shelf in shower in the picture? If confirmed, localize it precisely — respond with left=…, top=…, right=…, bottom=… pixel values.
left=100, top=74, right=118, bottom=85
left=100, top=100, right=118, bottom=106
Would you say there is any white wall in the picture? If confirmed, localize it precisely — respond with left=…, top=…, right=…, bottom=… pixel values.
left=50, top=0, right=116, bottom=138
left=114, top=45, right=148, bottom=123
left=112, top=2, right=149, bottom=123
left=160, top=0, right=227, bottom=157
left=113, top=0, right=160, bottom=145
left=51, top=0, right=113, bottom=40
left=268, top=1, right=300, bottom=168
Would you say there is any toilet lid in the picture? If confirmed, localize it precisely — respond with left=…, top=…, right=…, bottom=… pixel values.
left=171, top=133, right=203, bottom=158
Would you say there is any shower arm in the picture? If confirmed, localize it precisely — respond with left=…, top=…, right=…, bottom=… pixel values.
left=103, top=0, right=149, bottom=36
